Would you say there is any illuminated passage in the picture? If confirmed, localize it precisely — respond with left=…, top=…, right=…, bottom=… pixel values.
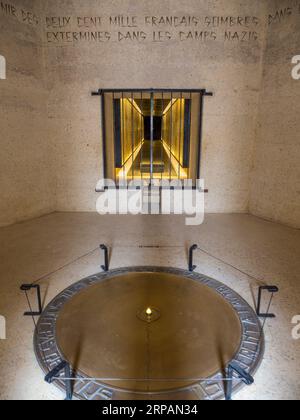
left=101, top=91, right=203, bottom=184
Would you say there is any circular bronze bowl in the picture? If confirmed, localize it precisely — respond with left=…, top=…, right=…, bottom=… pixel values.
left=34, top=267, right=264, bottom=400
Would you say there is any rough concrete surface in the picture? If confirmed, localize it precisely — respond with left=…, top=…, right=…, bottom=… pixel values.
left=0, top=0, right=299, bottom=227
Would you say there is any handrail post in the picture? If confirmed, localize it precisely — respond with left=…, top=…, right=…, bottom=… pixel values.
left=256, top=285, right=279, bottom=318
left=100, top=244, right=109, bottom=272
left=20, top=284, right=43, bottom=316
left=226, top=361, right=254, bottom=400
left=189, top=244, right=198, bottom=272
left=45, top=361, right=73, bottom=401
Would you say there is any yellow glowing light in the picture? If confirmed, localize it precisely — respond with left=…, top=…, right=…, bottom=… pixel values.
left=146, top=308, right=153, bottom=316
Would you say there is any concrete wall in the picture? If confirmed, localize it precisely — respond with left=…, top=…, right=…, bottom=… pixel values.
left=0, top=0, right=54, bottom=227
left=250, top=0, right=300, bottom=228
left=1, top=0, right=299, bottom=227
left=43, top=0, right=266, bottom=213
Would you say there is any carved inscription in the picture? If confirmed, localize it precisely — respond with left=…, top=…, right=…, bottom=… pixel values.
left=1, top=1, right=300, bottom=46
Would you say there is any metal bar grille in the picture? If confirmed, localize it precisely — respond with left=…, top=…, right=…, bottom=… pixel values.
left=93, top=88, right=213, bottom=94
left=93, top=89, right=213, bottom=190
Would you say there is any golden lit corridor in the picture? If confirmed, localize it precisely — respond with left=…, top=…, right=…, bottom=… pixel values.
left=111, top=95, right=192, bottom=182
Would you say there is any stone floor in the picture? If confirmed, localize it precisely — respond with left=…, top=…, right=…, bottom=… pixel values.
left=0, top=212, right=299, bottom=400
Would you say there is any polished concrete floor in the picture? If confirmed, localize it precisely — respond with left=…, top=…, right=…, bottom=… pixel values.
left=0, top=212, right=299, bottom=400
